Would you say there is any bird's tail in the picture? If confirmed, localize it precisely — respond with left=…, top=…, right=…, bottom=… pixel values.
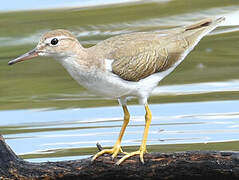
left=181, top=17, right=225, bottom=50
left=185, top=17, right=225, bottom=31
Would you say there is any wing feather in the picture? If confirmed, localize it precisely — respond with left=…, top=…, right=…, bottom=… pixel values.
left=110, top=39, right=183, bottom=81
left=90, top=17, right=224, bottom=82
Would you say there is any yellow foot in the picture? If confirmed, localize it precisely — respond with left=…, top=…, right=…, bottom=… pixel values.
left=116, top=149, right=147, bottom=165
left=91, top=146, right=128, bottom=161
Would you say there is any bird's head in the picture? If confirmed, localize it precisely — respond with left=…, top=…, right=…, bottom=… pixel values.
left=8, top=29, right=81, bottom=65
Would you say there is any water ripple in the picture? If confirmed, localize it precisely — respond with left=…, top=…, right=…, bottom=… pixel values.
left=1, top=6, right=239, bottom=47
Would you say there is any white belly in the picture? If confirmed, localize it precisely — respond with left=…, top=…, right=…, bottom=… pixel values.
left=67, top=64, right=174, bottom=99
left=57, top=56, right=182, bottom=101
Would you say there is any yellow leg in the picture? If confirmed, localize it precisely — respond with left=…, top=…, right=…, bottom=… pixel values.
left=116, top=104, right=152, bottom=165
left=91, top=105, right=130, bottom=161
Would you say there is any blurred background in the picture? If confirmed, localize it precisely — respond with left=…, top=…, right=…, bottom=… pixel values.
left=0, top=0, right=239, bottom=162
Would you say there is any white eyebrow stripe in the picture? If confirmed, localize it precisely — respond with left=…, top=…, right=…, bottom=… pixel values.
left=44, top=35, right=71, bottom=44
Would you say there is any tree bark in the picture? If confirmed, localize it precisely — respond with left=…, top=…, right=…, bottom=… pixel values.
left=1, top=134, right=239, bottom=180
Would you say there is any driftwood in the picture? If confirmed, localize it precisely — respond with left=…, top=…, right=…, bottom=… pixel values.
left=1, top=134, right=239, bottom=180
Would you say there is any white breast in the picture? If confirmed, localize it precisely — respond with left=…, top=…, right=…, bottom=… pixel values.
left=55, top=56, right=184, bottom=104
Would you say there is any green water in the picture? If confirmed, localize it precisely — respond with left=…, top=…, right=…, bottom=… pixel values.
left=1, top=0, right=239, bottom=162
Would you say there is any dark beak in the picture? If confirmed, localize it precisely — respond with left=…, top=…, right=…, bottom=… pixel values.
left=8, top=48, right=39, bottom=65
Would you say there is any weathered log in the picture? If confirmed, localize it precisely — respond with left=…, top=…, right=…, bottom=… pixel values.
left=1, top=134, right=239, bottom=180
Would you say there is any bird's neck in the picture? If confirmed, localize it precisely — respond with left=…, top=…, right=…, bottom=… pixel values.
left=55, top=48, right=103, bottom=74
left=55, top=51, right=87, bottom=70
left=54, top=41, right=87, bottom=66
left=54, top=50, right=105, bottom=91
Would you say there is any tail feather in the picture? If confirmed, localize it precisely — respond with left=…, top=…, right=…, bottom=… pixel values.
left=185, top=17, right=225, bottom=31
left=180, top=17, right=225, bottom=50
left=185, top=18, right=212, bottom=31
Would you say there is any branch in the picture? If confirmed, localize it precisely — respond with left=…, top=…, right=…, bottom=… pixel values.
left=1, top=134, right=239, bottom=180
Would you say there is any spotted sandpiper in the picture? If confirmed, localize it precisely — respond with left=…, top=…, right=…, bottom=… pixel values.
left=8, top=17, right=225, bottom=165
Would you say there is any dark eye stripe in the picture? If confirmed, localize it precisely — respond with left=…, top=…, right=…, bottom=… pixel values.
left=51, top=38, right=58, bottom=45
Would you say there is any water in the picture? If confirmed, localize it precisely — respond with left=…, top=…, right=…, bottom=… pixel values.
left=0, top=0, right=142, bottom=12
left=1, top=0, right=239, bottom=162
left=2, top=100, right=239, bottom=162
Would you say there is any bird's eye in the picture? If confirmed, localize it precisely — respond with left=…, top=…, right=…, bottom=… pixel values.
left=51, top=38, right=58, bottom=45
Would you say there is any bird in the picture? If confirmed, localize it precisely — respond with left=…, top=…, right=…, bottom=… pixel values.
left=8, top=17, right=225, bottom=165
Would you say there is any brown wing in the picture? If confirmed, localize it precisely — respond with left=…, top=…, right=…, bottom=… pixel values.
left=109, top=35, right=188, bottom=81
left=89, top=17, right=223, bottom=82
left=107, top=17, right=224, bottom=82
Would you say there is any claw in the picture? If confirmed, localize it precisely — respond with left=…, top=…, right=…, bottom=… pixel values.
left=91, top=149, right=112, bottom=162
left=111, top=148, right=120, bottom=160
left=116, top=149, right=146, bottom=165
left=91, top=145, right=128, bottom=162
left=140, top=153, right=144, bottom=164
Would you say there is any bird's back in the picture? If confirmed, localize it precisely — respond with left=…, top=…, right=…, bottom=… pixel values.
left=90, top=17, right=224, bottom=81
